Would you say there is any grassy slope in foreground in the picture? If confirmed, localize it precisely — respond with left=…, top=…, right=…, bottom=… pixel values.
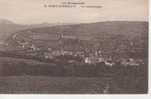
left=0, top=76, right=123, bottom=94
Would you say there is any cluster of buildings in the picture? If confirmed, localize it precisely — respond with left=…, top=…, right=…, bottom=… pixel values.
left=10, top=32, right=144, bottom=67
left=41, top=48, right=143, bottom=67
left=4, top=38, right=144, bottom=67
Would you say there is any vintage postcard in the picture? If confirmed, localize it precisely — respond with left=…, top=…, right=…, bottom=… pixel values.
left=0, top=0, right=148, bottom=94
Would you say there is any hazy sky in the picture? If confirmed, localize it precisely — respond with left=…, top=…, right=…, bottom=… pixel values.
left=0, top=0, right=148, bottom=24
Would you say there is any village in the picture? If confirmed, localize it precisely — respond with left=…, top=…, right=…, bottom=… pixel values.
left=43, top=49, right=143, bottom=66
left=17, top=42, right=143, bottom=67
left=1, top=31, right=144, bottom=68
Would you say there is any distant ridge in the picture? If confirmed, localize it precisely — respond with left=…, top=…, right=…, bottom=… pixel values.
left=0, top=19, right=15, bottom=24
left=0, top=19, right=66, bottom=41
left=17, top=21, right=147, bottom=38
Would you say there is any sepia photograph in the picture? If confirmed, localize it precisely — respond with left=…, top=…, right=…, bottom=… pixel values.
left=0, top=0, right=149, bottom=94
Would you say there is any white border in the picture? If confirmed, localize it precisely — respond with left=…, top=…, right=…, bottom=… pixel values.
left=0, top=94, right=151, bottom=99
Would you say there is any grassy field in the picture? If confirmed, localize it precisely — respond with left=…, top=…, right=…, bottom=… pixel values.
left=0, top=76, right=116, bottom=94
left=0, top=57, right=115, bottom=94
left=0, top=76, right=147, bottom=94
left=0, top=57, right=148, bottom=94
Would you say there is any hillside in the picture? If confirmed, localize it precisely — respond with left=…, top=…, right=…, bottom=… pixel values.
left=0, top=19, right=66, bottom=41
left=5, top=21, right=148, bottom=59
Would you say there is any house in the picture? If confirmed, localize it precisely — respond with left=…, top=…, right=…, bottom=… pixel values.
left=84, top=57, right=92, bottom=64
left=44, top=52, right=54, bottom=59
left=105, top=60, right=114, bottom=67
left=84, top=56, right=103, bottom=64
left=51, top=50, right=62, bottom=56
left=121, top=58, right=140, bottom=66
left=127, top=58, right=139, bottom=66
left=98, top=57, right=104, bottom=62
